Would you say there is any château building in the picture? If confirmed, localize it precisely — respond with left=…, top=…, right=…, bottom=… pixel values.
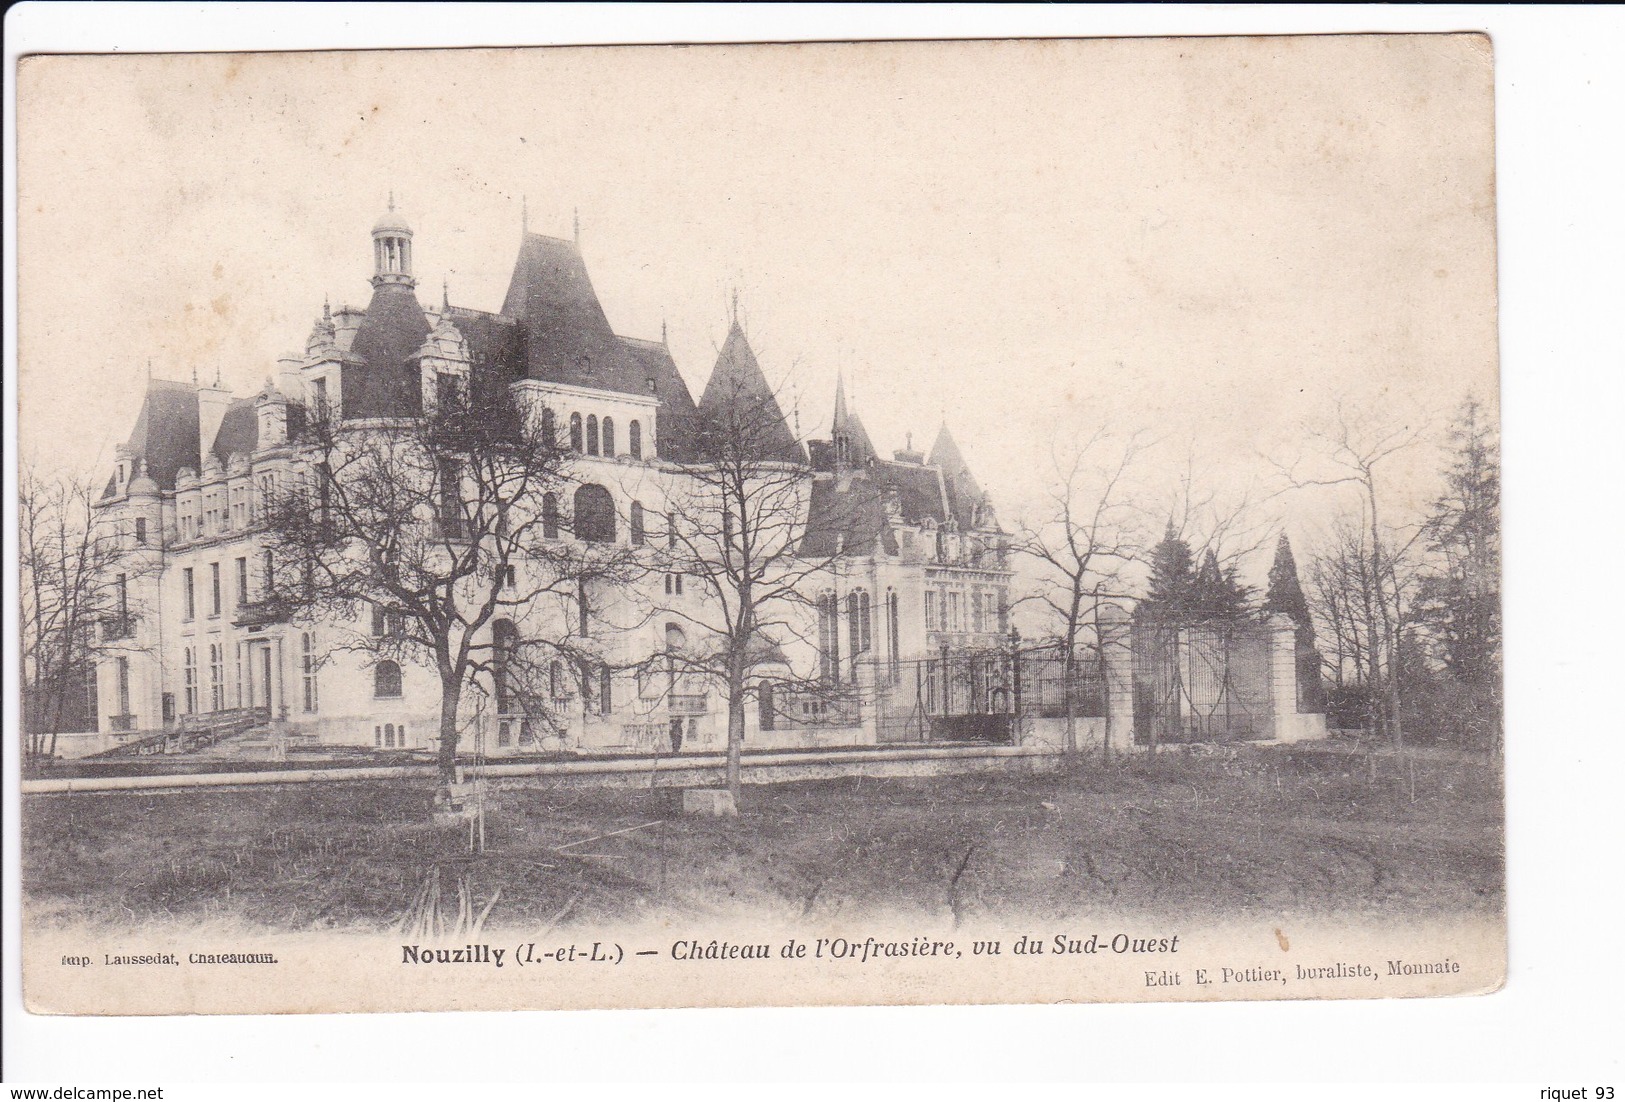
left=89, top=200, right=1014, bottom=758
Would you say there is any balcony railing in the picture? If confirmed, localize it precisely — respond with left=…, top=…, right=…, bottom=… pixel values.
left=233, top=597, right=293, bottom=630
left=668, top=693, right=710, bottom=716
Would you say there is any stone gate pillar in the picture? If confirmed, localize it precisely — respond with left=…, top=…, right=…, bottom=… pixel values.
left=1098, top=604, right=1135, bottom=756
left=1267, top=612, right=1326, bottom=742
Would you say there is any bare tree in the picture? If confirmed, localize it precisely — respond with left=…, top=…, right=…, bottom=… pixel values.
left=19, top=467, right=140, bottom=762
left=1274, top=399, right=1433, bottom=747
left=262, top=390, right=639, bottom=797
left=1012, top=429, right=1146, bottom=757
left=659, top=367, right=850, bottom=804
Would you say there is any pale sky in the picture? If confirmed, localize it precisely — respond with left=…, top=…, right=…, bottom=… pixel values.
left=17, top=35, right=1498, bottom=585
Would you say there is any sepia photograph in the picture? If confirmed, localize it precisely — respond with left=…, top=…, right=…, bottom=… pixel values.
left=14, top=31, right=1504, bottom=1019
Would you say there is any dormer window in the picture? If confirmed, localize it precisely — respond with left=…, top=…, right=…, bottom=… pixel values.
left=435, top=372, right=463, bottom=409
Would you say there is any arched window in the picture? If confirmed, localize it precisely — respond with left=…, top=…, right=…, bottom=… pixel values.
left=629, top=420, right=642, bottom=460
left=817, top=593, right=841, bottom=684
left=569, top=413, right=583, bottom=452
left=541, top=407, right=557, bottom=449
left=573, top=484, right=616, bottom=543
left=601, top=417, right=615, bottom=457
left=542, top=492, right=560, bottom=539
left=759, top=680, right=777, bottom=731
left=630, top=501, right=645, bottom=546
left=847, top=589, right=871, bottom=654
left=586, top=414, right=599, bottom=456
left=374, top=660, right=402, bottom=699
left=492, top=619, right=519, bottom=713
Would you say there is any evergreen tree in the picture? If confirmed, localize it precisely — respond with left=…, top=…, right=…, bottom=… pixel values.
left=1141, top=522, right=1194, bottom=618
left=1263, top=532, right=1312, bottom=634
left=1418, top=397, right=1501, bottom=687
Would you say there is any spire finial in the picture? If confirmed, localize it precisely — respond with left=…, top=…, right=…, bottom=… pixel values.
left=191, top=364, right=198, bottom=386
left=731, top=286, right=739, bottom=325
left=214, top=365, right=222, bottom=387
left=388, top=189, right=395, bottom=212
left=661, top=316, right=668, bottom=346
left=906, top=431, right=913, bottom=452
left=521, top=194, right=528, bottom=234
left=573, top=207, right=580, bottom=245
left=146, top=357, right=153, bottom=382
left=442, top=276, right=450, bottom=312
left=323, top=294, right=331, bottom=321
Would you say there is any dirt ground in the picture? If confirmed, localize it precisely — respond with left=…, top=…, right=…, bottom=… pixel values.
left=22, top=745, right=1504, bottom=933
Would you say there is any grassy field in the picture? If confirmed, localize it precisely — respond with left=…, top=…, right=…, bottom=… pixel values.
left=22, top=745, right=1504, bottom=933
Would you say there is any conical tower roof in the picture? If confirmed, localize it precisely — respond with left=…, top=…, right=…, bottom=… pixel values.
left=697, top=321, right=805, bottom=465
left=928, top=422, right=984, bottom=528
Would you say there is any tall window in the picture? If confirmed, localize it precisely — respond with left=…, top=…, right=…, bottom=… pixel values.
left=923, top=590, right=938, bottom=633
left=628, top=420, right=642, bottom=460
left=492, top=619, right=518, bottom=713
left=759, top=681, right=776, bottom=731
left=630, top=501, right=645, bottom=546
left=116, top=657, right=131, bottom=718
left=134, top=517, right=147, bottom=545
left=236, top=557, right=249, bottom=607
left=374, top=660, right=402, bottom=699
left=541, top=407, right=557, bottom=449
left=316, top=462, right=332, bottom=524
left=549, top=659, right=564, bottom=700
left=948, top=590, right=962, bottom=633
left=438, top=460, right=463, bottom=537
left=598, top=663, right=613, bottom=716
left=116, top=572, right=129, bottom=618
left=887, top=589, right=901, bottom=683
left=573, top=484, right=616, bottom=543
left=667, top=511, right=677, bottom=549
left=210, top=562, right=222, bottom=616
left=183, top=568, right=195, bottom=620
left=585, top=414, right=599, bottom=456
left=569, top=413, right=583, bottom=452
left=183, top=647, right=197, bottom=713
left=847, top=589, right=872, bottom=656
left=576, top=579, right=590, bottom=637
left=817, top=593, right=841, bottom=684
left=542, top=492, right=560, bottom=539
left=601, top=417, right=615, bottom=457
left=261, top=550, right=274, bottom=598
left=209, top=643, right=224, bottom=711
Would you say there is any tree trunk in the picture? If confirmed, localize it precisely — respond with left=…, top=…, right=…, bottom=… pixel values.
left=436, top=671, right=463, bottom=786
left=725, top=649, right=746, bottom=801
left=1063, top=649, right=1078, bottom=755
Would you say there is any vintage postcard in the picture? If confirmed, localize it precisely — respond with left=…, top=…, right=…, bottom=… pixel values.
left=16, top=33, right=1503, bottom=1016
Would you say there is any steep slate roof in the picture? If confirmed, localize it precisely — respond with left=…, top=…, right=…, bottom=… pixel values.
left=447, top=307, right=523, bottom=408
left=210, top=397, right=260, bottom=462
left=928, top=423, right=985, bottom=530
left=104, top=379, right=202, bottom=497
left=698, top=322, right=806, bottom=466
left=618, top=336, right=702, bottom=462
left=344, top=283, right=431, bottom=418
left=500, top=233, right=651, bottom=397
left=800, top=476, right=895, bottom=557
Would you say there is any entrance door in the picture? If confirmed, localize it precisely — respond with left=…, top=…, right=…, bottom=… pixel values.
left=247, top=643, right=273, bottom=711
